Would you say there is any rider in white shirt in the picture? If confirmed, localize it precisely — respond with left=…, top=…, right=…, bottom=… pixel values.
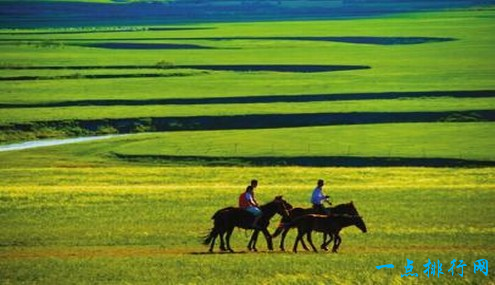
left=311, top=179, right=330, bottom=214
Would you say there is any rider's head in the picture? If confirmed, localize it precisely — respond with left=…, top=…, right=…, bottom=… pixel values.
left=251, top=179, right=258, bottom=188
left=246, top=185, right=253, bottom=193
left=317, top=179, right=324, bottom=187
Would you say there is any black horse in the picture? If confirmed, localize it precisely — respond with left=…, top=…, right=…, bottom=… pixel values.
left=272, top=202, right=361, bottom=251
left=247, top=199, right=293, bottom=252
left=289, top=212, right=367, bottom=253
left=203, top=196, right=290, bottom=252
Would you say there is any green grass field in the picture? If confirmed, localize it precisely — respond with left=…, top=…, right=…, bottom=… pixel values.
left=1, top=9, right=494, bottom=155
left=0, top=6, right=494, bottom=284
left=0, top=166, right=494, bottom=284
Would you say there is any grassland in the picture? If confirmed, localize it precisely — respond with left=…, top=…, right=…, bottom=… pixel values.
left=1, top=9, right=494, bottom=164
left=0, top=166, right=494, bottom=284
left=0, top=6, right=494, bottom=284
left=1, top=122, right=493, bottom=167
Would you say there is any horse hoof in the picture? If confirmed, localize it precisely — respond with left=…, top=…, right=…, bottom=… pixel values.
left=321, top=246, right=328, bottom=251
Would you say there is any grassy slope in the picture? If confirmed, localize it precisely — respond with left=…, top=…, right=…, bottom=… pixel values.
left=0, top=98, right=493, bottom=124
left=0, top=122, right=493, bottom=166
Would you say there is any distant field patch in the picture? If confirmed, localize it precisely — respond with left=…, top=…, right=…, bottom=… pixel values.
left=0, top=72, right=201, bottom=81
left=0, top=36, right=456, bottom=46
left=112, top=153, right=495, bottom=167
left=176, top=65, right=371, bottom=73
left=100, top=122, right=494, bottom=164
left=79, top=42, right=215, bottom=49
left=1, top=90, right=490, bottom=108
left=0, top=27, right=214, bottom=35
left=156, top=36, right=457, bottom=45
left=0, top=64, right=371, bottom=73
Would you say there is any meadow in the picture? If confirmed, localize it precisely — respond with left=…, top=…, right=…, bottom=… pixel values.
left=0, top=4, right=494, bottom=284
left=0, top=9, right=494, bottom=158
left=0, top=166, right=494, bottom=284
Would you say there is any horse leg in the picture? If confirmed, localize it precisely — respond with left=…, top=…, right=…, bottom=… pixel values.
left=279, top=228, right=289, bottom=251
left=336, top=235, right=343, bottom=252
left=321, top=233, right=332, bottom=251
left=306, top=231, right=318, bottom=252
left=293, top=231, right=303, bottom=253
left=322, top=233, right=333, bottom=251
left=261, top=228, right=273, bottom=251
left=225, top=228, right=235, bottom=253
left=321, top=233, right=327, bottom=250
left=300, top=235, right=310, bottom=251
left=248, top=230, right=259, bottom=251
left=209, top=230, right=218, bottom=253
left=332, top=234, right=341, bottom=253
left=252, top=230, right=258, bottom=251
left=219, top=232, right=227, bottom=251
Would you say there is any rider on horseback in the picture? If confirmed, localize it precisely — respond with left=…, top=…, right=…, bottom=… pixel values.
left=239, top=179, right=262, bottom=229
left=311, top=179, right=331, bottom=214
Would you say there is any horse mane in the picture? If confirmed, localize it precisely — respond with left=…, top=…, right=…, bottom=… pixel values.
left=331, top=201, right=358, bottom=215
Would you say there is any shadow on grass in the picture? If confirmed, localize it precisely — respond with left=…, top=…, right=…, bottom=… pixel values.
left=155, top=36, right=457, bottom=45
left=111, top=153, right=495, bottom=167
left=0, top=72, right=201, bottom=81
left=189, top=251, right=250, bottom=255
left=1, top=90, right=492, bottom=108
left=0, top=36, right=456, bottom=45
left=0, top=64, right=370, bottom=74
left=2, top=110, right=493, bottom=133
left=79, top=42, right=216, bottom=49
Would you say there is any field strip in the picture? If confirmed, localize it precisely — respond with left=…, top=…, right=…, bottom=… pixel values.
left=0, top=27, right=214, bottom=35
left=2, top=245, right=494, bottom=260
left=1, top=184, right=494, bottom=194
left=0, top=36, right=456, bottom=45
left=2, top=110, right=494, bottom=132
left=1, top=90, right=492, bottom=108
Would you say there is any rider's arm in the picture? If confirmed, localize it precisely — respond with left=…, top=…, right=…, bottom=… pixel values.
left=245, top=192, right=256, bottom=206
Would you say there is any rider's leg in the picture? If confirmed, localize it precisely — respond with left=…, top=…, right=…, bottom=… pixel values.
left=252, top=215, right=261, bottom=228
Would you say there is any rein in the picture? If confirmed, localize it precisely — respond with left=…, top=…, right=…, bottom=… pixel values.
left=329, top=213, right=362, bottom=219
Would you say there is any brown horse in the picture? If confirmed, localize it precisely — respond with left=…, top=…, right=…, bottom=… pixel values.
left=203, top=196, right=290, bottom=252
left=272, top=202, right=361, bottom=251
left=289, top=212, right=367, bottom=253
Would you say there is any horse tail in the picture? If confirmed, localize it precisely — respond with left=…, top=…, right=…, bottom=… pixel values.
left=204, top=208, right=231, bottom=245
left=203, top=228, right=216, bottom=245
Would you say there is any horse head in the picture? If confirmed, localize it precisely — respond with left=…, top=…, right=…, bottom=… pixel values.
left=332, top=201, right=360, bottom=216
left=274, top=196, right=291, bottom=218
left=354, top=214, right=367, bottom=233
left=348, top=202, right=367, bottom=233
left=332, top=202, right=367, bottom=233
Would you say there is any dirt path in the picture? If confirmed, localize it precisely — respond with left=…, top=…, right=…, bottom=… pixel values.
left=1, top=245, right=492, bottom=260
